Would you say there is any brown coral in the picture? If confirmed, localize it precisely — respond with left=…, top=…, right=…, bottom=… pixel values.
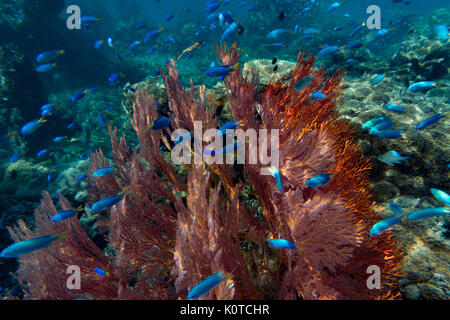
left=7, top=43, right=402, bottom=300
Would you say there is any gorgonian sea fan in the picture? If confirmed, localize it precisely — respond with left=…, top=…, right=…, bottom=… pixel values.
left=7, top=43, right=402, bottom=300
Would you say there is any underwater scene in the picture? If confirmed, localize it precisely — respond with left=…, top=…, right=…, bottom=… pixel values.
left=0, top=0, right=448, bottom=301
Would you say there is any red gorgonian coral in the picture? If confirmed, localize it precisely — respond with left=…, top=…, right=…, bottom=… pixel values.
left=7, top=43, right=402, bottom=300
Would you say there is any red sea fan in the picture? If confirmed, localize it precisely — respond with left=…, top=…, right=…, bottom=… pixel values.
left=7, top=43, right=402, bottom=300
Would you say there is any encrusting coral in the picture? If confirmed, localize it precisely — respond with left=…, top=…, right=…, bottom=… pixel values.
left=7, top=43, right=403, bottom=300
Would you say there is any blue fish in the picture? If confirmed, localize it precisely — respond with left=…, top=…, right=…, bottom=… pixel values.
left=188, top=271, right=231, bottom=299
left=98, top=115, right=106, bottom=126
left=350, top=25, right=363, bottom=37
left=107, top=36, right=114, bottom=48
left=268, top=167, right=283, bottom=191
left=206, top=1, right=221, bottom=14
left=67, top=121, right=77, bottom=129
left=328, top=1, right=345, bottom=12
left=383, top=104, right=405, bottom=113
left=369, top=216, right=401, bottom=236
left=135, top=23, right=146, bottom=29
left=40, top=103, right=54, bottom=111
left=53, top=136, right=65, bottom=142
left=93, top=167, right=114, bottom=177
left=94, top=267, right=109, bottom=277
left=304, top=28, right=319, bottom=34
left=51, top=210, right=77, bottom=222
left=407, top=81, right=436, bottom=93
left=72, top=91, right=87, bottom=102
left=94, top=40, right=104, bottom=49
left=430, top=189, right=450, bottom=206
left=362, top=114, right=389, bottom=130
left=221, top=22, right=238, bottom=41
left=0, top=233, right=66, bottom=258
left=305, top=174, right=331, bottom=188
left=36, top=50, right=64, bottom=63
left=373, top=129, right=403, bottom=139
left=347, top=42, right=363, bottom=49
left=370, top=29, right=389, bottom=42
left=41, top=106, right=55, bottom=117
left=301, top=7, right=311, bottom=14
left=9, top=153, right=21, bottom=163
left=378, top=151, right=408, bottom=165
left=80, top=16, right=101, bottom=25
left=407, top=207, right=450, bottom=221
left=165, top=13, right=174, bottom=22
left=108, top=73, right=121, bottom=84
left=77, top=174, right=87, bottom=182
left=36, top=63, right=56, bottom=73
left=144, top=27, right=164, bottom=43
left=205, top=64, right=239, bottom=79
left=36, top=149, right=49, bottom=158
left=311, top=92, right=327, bottom=99
left=268, top=239, right=297, bottom=250
left=165, top=37, right=175, bottom=44
left=148, top=45, right=157, bottom=55
left=206, top=13, right=220, bottom=22
left=267, top=29, right=287, bottom=39
left=294, top=76, right=314, bottom=91
left=369, top=120, right=395, bottom=134
left=217, top=120, right=243, bottom=135
left=21, top=119, right=46, bottom=135
left=152, top=116, right=171, bottom=130
left=129, top=40, right=141, bottom=51
left=416, top=113, right=448, bottom=130
left=219, top=12, right=235, bottom=26
left=371, top=74, right=384, bottom=85
left=318, top=45, right=340, bottom=56
left=91, top=194, right=123, bottom=212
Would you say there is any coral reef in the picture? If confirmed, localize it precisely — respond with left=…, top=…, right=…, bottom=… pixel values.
left=6, top=44, right=402, bottom=300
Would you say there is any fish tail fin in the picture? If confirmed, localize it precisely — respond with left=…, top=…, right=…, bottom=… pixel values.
left=231, top=63, right=239, bottom=71
left=58, top=50, right=65, bottom=55
left=7, top=130, right=18, bottom=137
left=121, top=185, right=133, bottom=197
left=159, top=27, right=164, bottom=33
left=276, top=177, right=283, bottom=191
left=39, top=118, right=48, bottom=124
left=441, top=111, right=450, bottom=118
left=96, top=17, right=103, bottom=22
left=54, top=231, right=68, bottom=242
left=221, top=271, right=233, bottom=281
